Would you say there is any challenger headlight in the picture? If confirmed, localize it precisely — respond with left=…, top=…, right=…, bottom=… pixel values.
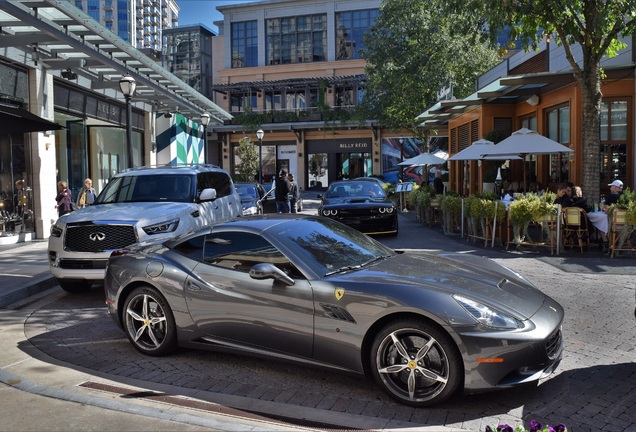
left=50, top=224, right=63, bottom=237
left=322, top=209, right=338, bottom=216
left=453, top=295, right=521, bottom=329
left=142, top=218, right=180, bottom=235
left=379, top=207, right=395, bottom=214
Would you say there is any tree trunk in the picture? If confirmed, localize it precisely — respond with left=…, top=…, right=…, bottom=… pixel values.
left=576, top=61, right=602, bottom=203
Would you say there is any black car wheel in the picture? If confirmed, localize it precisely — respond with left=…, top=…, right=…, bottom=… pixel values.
left=370, top=318, right=462, bottom=407
left=57, top=279, right=92, bottom=293
left=122, top=286, right=177, bottom=356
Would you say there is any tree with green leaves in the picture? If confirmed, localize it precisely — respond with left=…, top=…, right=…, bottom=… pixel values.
left=361, top=0, right=501, bottom=144
left=478, top=0, right=636, bottom=202
left=234, top=136, right=259, bottom=182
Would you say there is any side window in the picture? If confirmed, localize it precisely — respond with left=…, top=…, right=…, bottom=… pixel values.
left=197, top=172, right=233, bottom=198
left=203, top=232, right=303, bottom=278
left=173, top=235, right=205, bottom=261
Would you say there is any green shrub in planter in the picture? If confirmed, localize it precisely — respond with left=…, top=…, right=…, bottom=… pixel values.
left=440, top=195, right=462, bottom=234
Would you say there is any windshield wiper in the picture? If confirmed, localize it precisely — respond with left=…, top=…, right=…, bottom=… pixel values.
left=325, top=255, right=389, bottom=276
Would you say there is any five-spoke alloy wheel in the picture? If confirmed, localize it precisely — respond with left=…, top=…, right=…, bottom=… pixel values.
left=370, top=318, right=462, bottom=407
left=122, top=286, right=177, bottom=356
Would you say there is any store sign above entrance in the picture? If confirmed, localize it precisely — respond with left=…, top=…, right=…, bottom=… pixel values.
left=307, top=139, right=372, bottom=153
left=339, top=142, right=368, bottom=149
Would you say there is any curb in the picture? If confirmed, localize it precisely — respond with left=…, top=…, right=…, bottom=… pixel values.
left=0, top=274, right=57, bottom=309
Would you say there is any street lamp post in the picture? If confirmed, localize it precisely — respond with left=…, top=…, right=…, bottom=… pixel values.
left=200, top=112, right=211, bottom=162
left=119, top=75, right=136, bottom=168
left=256, top=128, right=264, bottom=183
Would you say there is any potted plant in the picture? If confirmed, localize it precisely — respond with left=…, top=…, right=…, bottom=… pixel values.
left=440, top=193, right=462, bottom=235
left=508, top=196, right=534, bottom=244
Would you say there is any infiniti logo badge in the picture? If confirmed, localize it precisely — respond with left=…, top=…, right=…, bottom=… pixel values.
left=89, top=232, right=106, bottom=241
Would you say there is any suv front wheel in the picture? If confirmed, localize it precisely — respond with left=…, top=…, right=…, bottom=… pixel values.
left=57, top=279, right=93, bottom=293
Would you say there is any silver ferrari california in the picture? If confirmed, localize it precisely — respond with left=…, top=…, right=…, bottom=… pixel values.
left=104, top=214, right=564, bottom=407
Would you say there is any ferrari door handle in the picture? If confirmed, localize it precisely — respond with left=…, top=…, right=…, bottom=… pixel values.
left=186, top=281, right=201, bottom=291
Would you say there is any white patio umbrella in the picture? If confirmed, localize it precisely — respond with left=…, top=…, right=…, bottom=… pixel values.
left=398, top=152, right=447, bottom=186
left=479, top=128, right=574, bottom=157
left=448, top=139, right=522, bottom=161
left=479, top=128, right=574, bottom=190
left=448, top=139, right=521, bottom=195
left=398, top=152, right=447, bottom=166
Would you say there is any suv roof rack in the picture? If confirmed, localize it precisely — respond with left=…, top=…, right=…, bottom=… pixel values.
left=120, top=163, right=222, bottom=173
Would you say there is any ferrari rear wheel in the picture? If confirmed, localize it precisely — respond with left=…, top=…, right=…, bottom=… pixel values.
left=370, top=318, right=462, bottom=407
left=122, top=286, right=177, bottom=356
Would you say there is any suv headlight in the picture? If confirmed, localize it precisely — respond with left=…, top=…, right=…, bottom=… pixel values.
left=453, top=295, right=521, bottom=329
left=242, top=205, right=258, bottom=216
left=142, top=218, right=180, bottom=235
left=50, top=224, right=63, bottom=237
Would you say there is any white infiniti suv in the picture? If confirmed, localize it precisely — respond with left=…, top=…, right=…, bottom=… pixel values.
left=48, top=164, right=242, bottom=292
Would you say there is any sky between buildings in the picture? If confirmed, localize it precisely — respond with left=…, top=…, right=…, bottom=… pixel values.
left=177, top=0, right=259, bottom=32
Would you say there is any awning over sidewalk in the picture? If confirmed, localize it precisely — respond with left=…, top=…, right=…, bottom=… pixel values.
left=0, top=103, right=64, bottom=134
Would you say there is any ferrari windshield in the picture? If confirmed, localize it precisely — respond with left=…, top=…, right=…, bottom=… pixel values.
left=266, top=217, right=396, bottom=278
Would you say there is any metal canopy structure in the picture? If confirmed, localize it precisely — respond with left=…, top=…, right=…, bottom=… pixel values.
left=417, top=66, right=635, bottom=129
left=0, top=0, right=232, bottom=123
left=416, top=71, right=577, bottom=129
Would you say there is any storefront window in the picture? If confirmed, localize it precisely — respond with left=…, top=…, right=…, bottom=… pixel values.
left=337, top=153, right=371, bottom=179
left=308, top=153, right=328, bottom=188
left=546, top=104, right=570, bottom=182
left=600, top=99, right=629, bottom=191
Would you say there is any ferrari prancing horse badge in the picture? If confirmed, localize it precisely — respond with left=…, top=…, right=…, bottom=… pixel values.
left=335, top=288, right=345, bottom=300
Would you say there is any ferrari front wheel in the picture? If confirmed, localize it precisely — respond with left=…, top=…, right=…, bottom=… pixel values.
left=370, top=318, right=462, bottom=407
left=122, top=286, right=177, bottom=356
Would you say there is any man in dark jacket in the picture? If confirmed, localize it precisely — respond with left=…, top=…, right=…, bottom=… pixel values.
left=288, top=173, right=300, bottom=213
left=275, top=169, right=292, bottom=213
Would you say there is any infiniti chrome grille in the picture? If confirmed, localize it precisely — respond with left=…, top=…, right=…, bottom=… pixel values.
left=65, top=224, right=137, bottom=252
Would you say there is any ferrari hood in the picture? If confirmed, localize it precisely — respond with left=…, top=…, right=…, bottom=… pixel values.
left=336, top=252, right=546, bottom=320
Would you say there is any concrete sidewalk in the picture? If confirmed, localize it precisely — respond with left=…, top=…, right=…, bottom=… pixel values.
left=0, top=239, right=57, bottom=308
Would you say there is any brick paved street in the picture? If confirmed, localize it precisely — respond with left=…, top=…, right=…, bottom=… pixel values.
left=17, top=211, right=636, bottom=431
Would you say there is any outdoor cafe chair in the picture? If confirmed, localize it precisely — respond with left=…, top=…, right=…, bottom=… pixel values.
left=562, top=207, right=590, bottom=253
left=609, top=208, right=635, bottom=258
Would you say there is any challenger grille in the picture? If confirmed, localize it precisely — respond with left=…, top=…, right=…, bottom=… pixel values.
left=64, top=224, right=137, bottom=252
left=546, top=327, right=562, bottom=359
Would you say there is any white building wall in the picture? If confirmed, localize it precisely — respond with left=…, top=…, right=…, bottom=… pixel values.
left=28, top=69, right=58, bottom=239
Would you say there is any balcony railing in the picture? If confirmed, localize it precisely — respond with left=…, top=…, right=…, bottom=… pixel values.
left=225, top=106, right=361, bottom=127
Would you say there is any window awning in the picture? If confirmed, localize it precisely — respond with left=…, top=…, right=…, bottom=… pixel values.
left=0, top=102, right=65, bottom=133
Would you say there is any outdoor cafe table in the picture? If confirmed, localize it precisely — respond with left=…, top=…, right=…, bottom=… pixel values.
left=587, top=210, right=608, bottom=236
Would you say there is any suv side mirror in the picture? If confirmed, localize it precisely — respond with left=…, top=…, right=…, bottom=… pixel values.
left=199, top=188, right=217, bottom=201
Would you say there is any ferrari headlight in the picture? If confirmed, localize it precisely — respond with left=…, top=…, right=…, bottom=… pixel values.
left=142, top=218, right=180, bottom=235
left=453, top=295, right=521, bottom=329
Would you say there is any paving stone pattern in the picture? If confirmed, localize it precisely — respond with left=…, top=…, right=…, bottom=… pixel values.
left=22, top=212, right=636, bottom=432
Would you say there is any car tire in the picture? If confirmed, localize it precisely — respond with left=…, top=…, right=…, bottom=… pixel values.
left=370, top=318, right=462, bottom=407
left=57, top=279, right=92, bottom=293
left=122, top=286, right=178, bottom=357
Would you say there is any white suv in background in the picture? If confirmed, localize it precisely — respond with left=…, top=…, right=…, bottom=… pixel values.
left=48, top=164, right=242, bottom=292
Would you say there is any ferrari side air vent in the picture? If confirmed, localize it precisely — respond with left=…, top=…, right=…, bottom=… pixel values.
left=320, top=303, right=356, bottom=323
